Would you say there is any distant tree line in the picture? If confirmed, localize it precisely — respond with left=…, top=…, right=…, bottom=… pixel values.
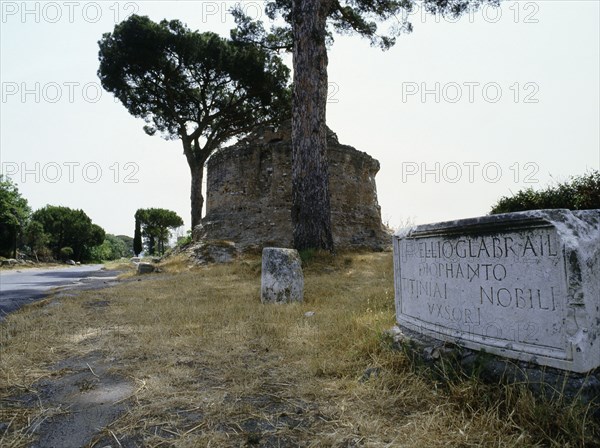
left=0, top=175, right=133, bottom=262
left=491, top=170, right=600, bottom=214
left=0, top=175, right=29, bottom=259
left=29, top=205, right=105, bottom=261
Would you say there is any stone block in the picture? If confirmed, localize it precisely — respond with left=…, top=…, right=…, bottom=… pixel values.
left=137, top=262, right=155, bottom=275
left=261, top=248, right=304, bottom=304
left=393, top=209, right=600, bottom=373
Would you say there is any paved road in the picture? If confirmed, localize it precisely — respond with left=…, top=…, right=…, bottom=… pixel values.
left=0, top=265, right=120, bottom=318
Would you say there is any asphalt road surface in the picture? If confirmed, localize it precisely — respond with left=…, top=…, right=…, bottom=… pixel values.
left=0, top=265, right=120, bottom=319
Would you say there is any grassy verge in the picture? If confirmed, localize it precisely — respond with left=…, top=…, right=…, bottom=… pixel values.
left=1, top=252, right=598, bottom=447
left=0, top=262, right=64, bottom=271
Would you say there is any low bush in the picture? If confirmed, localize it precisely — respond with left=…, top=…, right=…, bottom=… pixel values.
left=491, top=169, right=599, bottom=214
left=59, top=246, right=74, bottom=261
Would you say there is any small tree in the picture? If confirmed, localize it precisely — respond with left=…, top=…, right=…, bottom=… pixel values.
left=133, top=212, right=143, bottom=256
left=98, top=15, right=291, bottom=229
left=24, top=220, right=48, bottom=262
left=134, top=208, right=184, bottom=256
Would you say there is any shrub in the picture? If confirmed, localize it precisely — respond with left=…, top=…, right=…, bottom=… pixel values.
left=59, top=246, right=74, bottom=261
left=176, top=232, right=192, bottom=248
left=491, top=170, right=600, bottom=214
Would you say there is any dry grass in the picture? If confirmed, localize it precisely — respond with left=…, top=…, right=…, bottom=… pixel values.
left=103, top=258, right=137, bottom=270
left=0, top=261, right=63, bottom=271
left=1, top=252, right=598, bottom=447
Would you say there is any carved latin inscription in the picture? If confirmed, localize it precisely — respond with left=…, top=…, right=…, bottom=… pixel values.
left=395, top=224, right=571, bottom=361
left=394, top=210, right=600, bottom=373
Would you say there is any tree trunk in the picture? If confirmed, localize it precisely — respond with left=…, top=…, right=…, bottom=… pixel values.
left=182, top=137, right=208, bottom=232
left=189, top=161, right=205, bottom=231
left=148, top=235, right=155, bottom=255
left=12, top=228, right=17, bottom=259
left=291, top=0, right=334, bottom=252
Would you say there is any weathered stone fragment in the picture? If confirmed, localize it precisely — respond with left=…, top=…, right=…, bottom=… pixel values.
left=137, top=263, right=155, bottom=275
left=261, top=248, right=304, bottom=304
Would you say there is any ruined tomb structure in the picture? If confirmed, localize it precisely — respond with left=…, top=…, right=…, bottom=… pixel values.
left=193, top=121, right=391, bottom=251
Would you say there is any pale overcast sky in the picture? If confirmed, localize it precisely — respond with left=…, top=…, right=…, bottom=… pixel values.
left=1, top=1, right=598, bottom=237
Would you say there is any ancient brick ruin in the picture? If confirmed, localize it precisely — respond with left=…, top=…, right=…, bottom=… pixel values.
left=193, top=121, right=390, bottom=251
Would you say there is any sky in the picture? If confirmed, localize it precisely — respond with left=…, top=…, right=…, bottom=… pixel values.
left=1, top=0, right=599, bottom=237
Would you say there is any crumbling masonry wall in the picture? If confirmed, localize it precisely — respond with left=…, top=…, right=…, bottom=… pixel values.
left=193, top=123, right=390, bottom=251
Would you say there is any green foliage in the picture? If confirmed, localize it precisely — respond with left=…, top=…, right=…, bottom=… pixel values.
left=89, top=243, right=111, bottom=262
left=231, top=0, right=499, bottom=51
left=98, top=15, right=290, bottom=141
left=0, top=176, right=110, bottom=262
left=298, top=248, right=339, bottom=269
left=98, top=15, right=292, bottom=226
left=31, top=205, right=105, bottom=262
left=491, top=170, right=600, bottom=214
left=59, top=246, right=74, bottom=261
left=569, top=170, right=600, bottom=209
left=0, top=175, right=31, bottom=257
left=23, top=220, right=49, bottom=261
left=299, top=248, right=317, bottom=265
left=176, top=230, right=193, bottom=248
left=134, top=208, right=184, bottom=255
left=115, top=234, right=134, bottom=257
left=89, top=234, right=130, bottom=261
